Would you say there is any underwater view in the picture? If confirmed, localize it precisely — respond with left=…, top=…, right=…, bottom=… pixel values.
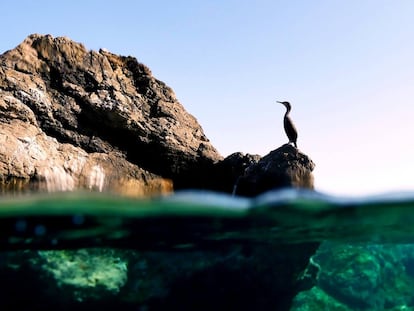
left=1, top=189, right=414, bottom=311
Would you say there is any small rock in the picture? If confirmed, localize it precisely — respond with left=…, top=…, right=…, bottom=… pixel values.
left=235, top=144, right=315, bottom=196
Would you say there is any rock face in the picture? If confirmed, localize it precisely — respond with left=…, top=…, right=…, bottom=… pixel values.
left=235, top=144, right=315, bottom=197
left=0, top=34, right=221, bottom=194
left=209, top=152, right=261, bottom=193
left=0, top=119, right=172, bottom=196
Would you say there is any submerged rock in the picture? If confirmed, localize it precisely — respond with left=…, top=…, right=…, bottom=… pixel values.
left=0, top=243, right=319, bottom=311
left=0, top=34, right=221, bottom=194
left=235, top=144, right=315, bottom=196
left=295, top=243, right=414, bottom=310
left=291, top=286, right=352, bottom=311
left=35, top=249, right=128, bottom=301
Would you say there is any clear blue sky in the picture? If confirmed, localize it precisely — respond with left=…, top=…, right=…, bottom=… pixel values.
left=2, top=1, right=414, bottom=195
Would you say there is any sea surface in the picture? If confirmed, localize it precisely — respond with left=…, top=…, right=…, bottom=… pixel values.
left=1, top=189, right=414, bottom=248
left=1, top=189, right=414, bottom=310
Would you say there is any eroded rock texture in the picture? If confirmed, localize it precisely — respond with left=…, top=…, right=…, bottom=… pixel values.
left=235, top=144, right=315, bottom=197
left=0, top=34, right=222, bottom=194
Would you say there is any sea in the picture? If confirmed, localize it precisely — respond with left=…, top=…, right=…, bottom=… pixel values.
left=1, top=189, right=414, bottom=311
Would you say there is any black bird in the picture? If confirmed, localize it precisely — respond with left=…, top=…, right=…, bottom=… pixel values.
left=277, top=101, right=298, bottom=148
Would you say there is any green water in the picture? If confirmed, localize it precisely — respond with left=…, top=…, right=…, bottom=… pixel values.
left=1, top=189, right=414, bottom=310
left=1, top=189, right=414, bottom=248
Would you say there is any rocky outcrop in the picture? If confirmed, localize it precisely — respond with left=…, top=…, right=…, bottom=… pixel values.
left=209, top=152, right=261, bottom=193
left=0, top=34, right=316, bottom=196
left=0, top=34, right=222, bottom=194
left=234, top=144, right=315, bottom=197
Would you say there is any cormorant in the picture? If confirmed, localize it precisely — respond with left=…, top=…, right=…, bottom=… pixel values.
left=277, top=101, right=298, bottom=148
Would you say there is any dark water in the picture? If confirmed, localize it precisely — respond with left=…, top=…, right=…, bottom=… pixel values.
left=1, top=189, right=414, bottom=310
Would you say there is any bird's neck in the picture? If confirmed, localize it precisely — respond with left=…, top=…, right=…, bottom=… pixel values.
left=285, top=106, right=291, bottom=115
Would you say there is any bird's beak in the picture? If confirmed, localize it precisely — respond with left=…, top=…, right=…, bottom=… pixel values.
left=276, top=101, right=282, bottom=104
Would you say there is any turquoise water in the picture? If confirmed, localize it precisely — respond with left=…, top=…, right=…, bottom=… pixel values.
left=1, top=189, right=414, bottom=310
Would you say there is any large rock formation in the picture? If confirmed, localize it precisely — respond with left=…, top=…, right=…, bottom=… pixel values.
left=0, top=34, right=316, bottom=197
left=0, top=34, right=222, bottom=194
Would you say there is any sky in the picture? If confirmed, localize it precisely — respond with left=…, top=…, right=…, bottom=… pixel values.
left=1, top=1, right=414, bottom=196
